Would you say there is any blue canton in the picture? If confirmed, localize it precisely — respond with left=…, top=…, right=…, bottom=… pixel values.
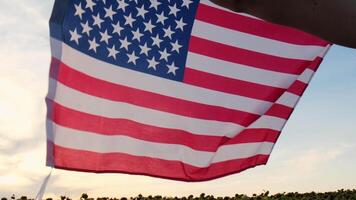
left=63, top=0, right=199, bottom=81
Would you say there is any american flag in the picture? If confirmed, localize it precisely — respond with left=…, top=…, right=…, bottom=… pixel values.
left=47, top=0, right=330, bottom=181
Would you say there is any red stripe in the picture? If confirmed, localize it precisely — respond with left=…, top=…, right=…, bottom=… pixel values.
left=184, top=68, right=285, bottom=102
left=189, top=36, right=311, bottom=74
left=288, top=80, right=308, bottom=96
left=49, top=57, right=61, bottom=78
left=224, top=129, right=280, bottom=146
left=307, top=57, right=323, bottom=71
left=52, top=144, right=270, bottom=182
left=286, top=57, right=323, bottom=95
left=265, top=104, right=294, bottom=119
left=196, top=4, right=328, bottom=46
left=52, top=58, right=261, bottom=126
left=49, top=101, right=281, bottom=152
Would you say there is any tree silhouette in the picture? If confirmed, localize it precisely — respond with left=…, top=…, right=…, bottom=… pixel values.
left=2, top=189, right=356, bottom=200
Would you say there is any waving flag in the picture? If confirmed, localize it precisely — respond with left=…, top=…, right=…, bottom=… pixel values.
left=47, top=0, right=330, bottom=181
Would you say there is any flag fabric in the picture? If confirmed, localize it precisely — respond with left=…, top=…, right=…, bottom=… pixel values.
left=47, top=0, right=330, bottom=181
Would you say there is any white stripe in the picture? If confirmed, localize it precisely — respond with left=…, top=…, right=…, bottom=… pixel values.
left=49, top=121, right=274, bottom=167
left=192, top=20, right=327, bottom=60
left=199, top=0, right=261, bottom=20
left=276, top=92, right=300, bottom=108
left=50, top=79, right=244, bottom=137
left=274, top=68, right=315, bottom=106
left=186, top=52, right=298, bottom=88
left=319, top=44, right=332, bottom=57
left=50, top=38, right=62, bottom=59
left=57, top=41, right=274, bottom=114
left=298, top=68, right=315, bottom=84
left=249, top=116, right=286, bottom=131
left=49, top=80, right=289, bottom=137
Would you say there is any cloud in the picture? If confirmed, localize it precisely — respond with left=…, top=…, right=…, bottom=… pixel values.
left=0, top=72, right=46, bottom=136
left=0, top=1, right=53, bottom=197
left=285, top=144, right=352, bottom=173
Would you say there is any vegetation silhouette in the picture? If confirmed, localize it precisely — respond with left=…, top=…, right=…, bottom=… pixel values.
left=2, top=190, right=356, bottom=200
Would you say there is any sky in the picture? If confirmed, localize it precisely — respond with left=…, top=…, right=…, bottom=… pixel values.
left=0, top=0, right=355, bottom=198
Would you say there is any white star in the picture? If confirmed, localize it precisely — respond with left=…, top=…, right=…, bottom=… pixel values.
left=150, top=0, right=161, bottom=10
left=175, top=18, right=186, bottom=31
left=151, top=35, right=162, bottom=48
left=85, top=0, right=96, bottom=11
left=167, top=62, right=179, bottom=76
left=156, top=12, right=168, bottom=25
left=69, top=28, right=81, bottom=44
left=159, top=48, right=170, bottom=62
left=104, top=5, right=116, bottom=20
left=163, top=26, right=175, bottom=39
left=100, top=30, right=112, bottom=44
left=132, top=28, right=144, bottom=42
left=139, top=43, right=151, bottom=56
left=144, top=20, right=155, bottom=33
left=136, top=5, right=148, bottom=19
left=74, top=3, right=85, bottom=19
left=182, top=0, right=193, bottom=9
left=170, top=40, right=182, bottom=53
left=112, top=22, right=124, bottom=35
left=127, top=52, right=139, bottom=64
left=169, top=3, right=179, bottom=17
left=119, top=37, right=131, bottom=51
left=107, top=45, right=119, bottom=59
left=92, top=13, right=104, bottom=28
left=147, top=57, right=159, bottom=70
left=88, top=38, right=100, bottom=52
left=81, top=21, right=92, bottom=36
left=118, top=0, right=129, bottom=11
left=124, top=13, right=136, bottom=27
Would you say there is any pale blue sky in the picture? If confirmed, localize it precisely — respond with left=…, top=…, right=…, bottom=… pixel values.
left=0, top=0, right=355, bottom=198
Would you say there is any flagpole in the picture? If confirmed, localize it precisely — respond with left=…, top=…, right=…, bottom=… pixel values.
left=35, top=167, right=53, bottom=200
